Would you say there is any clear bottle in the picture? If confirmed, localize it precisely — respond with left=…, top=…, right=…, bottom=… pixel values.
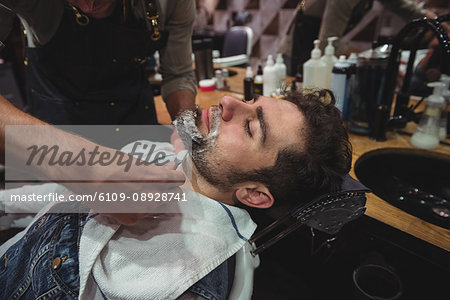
left=411, top=82, right=446, bottom=150
left=254, top=65, right=263, bottom=96
left=320, top=36, right=338, bottom=89
left=439, top=74, right=449, bottom=140
left=303, top=40, right=327, bottom=90
left=263, top=55, right=277, bottom=97
left=215, top=69, right=223, bottom=90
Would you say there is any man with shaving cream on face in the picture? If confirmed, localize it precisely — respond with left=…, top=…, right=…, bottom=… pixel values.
left=0, top=0, right=196, bottom=124
left=0, top=91, right=352, bottom=299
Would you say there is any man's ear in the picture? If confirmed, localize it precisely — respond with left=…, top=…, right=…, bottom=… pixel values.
left=234, top=183, right=274, bottom=209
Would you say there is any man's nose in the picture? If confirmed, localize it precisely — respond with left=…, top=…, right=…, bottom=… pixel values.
left=219, top=96, right=246, bottom=122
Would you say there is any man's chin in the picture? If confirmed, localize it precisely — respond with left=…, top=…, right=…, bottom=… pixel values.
left=173, top=108, right=205, bottom=151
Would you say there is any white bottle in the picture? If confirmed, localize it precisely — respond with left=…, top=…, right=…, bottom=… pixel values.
left=303, top=40, right=327, bottom=90
left=439, top=74, right=449, bottom=140
left=411, top=82, right=446, bottom=150
left=330, top=55, right=350, bottom=112
left=263, top=55, right=277, bottom=97
left=320, top=36, right=338, bottom=89
left=274, top=53, right=287, bottom=89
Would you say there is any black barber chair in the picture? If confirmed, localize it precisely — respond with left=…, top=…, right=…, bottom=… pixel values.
left=228, top=174, right=369, bottom=299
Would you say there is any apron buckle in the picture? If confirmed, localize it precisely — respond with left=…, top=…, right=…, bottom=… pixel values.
left=71, top=5, right=90, bottom=26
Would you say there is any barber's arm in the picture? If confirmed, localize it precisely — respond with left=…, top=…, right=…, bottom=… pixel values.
left=318, top=0, right=361, bottom=55
left=379, top=0, right=449, bottom=31
left=379, top=0, right=430, bottom=21
left=0, top=94, right=185, bottom=225
left=0, top=94, right=46, bottom=164
left=159, top=0, right=197, bottom=120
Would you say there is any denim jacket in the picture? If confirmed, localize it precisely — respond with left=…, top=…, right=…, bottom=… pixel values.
left=0, top=211, right=234, bottom=300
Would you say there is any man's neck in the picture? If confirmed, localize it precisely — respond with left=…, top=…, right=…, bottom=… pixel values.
left=181, top=157, right=235, bottom=206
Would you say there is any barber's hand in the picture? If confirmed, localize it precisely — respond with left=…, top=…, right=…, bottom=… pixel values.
left=73, top=157, right=185, bottom=225
left=52, top=149, right=186, bottom=226
left=5, top=125, right=186, bottom=226
left=92, top=160, right=185, bottom=225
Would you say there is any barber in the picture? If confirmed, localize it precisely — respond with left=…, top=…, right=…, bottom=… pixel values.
left=0, top=0, right=196, bottom=124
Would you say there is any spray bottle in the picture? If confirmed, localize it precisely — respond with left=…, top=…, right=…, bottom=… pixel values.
left=320, top=36, right=338, bottom=88
left=303, top=40, right=326, bottom=90
left=263, top=55, right=277, bottom=97
left=411, top=82, right=446, bottom=150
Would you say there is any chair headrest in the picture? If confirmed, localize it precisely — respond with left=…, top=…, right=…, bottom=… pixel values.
left=264, top=174, right=370, bottom=234
left=291, top=174, right=370, bottom=234
left=248, top=175, right=370, bottom=255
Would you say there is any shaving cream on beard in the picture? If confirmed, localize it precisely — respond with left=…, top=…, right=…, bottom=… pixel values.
left=173, top=106, right=221, bottom=154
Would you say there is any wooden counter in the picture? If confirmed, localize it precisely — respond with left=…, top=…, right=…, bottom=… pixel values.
left=153, top=67, right=450, bottom=252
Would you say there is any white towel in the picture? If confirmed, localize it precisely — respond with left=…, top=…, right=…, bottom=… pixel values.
left=79, top=188, right=256, bottom=299
left=78, top=141, right=257, bottom=299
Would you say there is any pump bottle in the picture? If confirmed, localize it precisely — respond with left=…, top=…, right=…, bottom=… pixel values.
left=274, top=53, right=287, bottom=89
left=411, top=82, right=446, bottom=150
left=303, top=40, right=326, bottom=90
left=263, top=55, right=277, bottom=97
left=320, top=36, right=338, bottom=88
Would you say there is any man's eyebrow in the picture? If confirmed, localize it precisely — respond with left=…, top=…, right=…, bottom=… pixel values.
left=256, top=106, right=267, bottom=145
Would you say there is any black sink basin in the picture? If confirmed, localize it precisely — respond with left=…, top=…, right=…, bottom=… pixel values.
left=354, top=148, right=450, bottom=229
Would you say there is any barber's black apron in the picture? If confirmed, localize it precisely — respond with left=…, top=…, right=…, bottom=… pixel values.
left=25, top=2, right=168, bottom=125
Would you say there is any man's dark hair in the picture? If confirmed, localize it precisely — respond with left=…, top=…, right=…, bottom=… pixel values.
left=227, top=89, right=352, bottom=208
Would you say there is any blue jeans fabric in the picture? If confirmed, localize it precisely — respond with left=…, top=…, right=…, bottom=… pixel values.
left=0, top=212, right=85, bottom=299
left=188, top=256, right=233, bottom=300
left=0, top=212, right=231, bottom=300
